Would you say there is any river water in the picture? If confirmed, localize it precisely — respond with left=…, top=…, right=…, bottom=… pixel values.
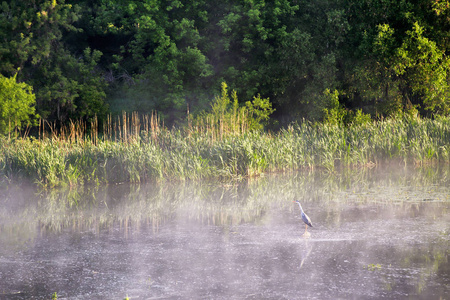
left=0, top=165, right=449, bottom=299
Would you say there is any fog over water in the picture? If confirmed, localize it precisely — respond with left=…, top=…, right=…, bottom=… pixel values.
left=0, top=165, right=449, bottom=299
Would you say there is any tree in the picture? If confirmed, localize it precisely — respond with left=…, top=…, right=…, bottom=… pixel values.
left=84, top=0, right=214, bottom=124
left=0, top=0, right=108, bottom=123
left=0, top=73, right=38, bottom=134
left=34, top=47, right=108, bottom=122
left=394, top=22, right=450, bottom=114
left=344, top=0, right=450, bottom=117
left=0, top=0, right=80, bottom=77
left=212, top=0, right=350, bottom=122
left=192, top=82, right=275, bottom=138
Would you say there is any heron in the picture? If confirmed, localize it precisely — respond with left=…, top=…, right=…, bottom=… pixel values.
left=293, top=200, right=313, bottom=235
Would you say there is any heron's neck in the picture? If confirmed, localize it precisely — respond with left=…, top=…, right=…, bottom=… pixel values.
left=296, top=202, right=303, bottom=212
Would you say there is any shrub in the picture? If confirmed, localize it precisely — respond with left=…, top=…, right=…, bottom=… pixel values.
left=0, top=73, right=39, bottom=135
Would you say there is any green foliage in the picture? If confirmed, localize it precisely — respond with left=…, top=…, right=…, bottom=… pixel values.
left=2, top=115, right=450, bottom=186
left=3, top=0, right=450, bottom=126
left=0, top=0, right=108, bottom=123
left=192, top=82, right=274, bottom=138
left=245, top=94, right=275, bottom=130
left=213, top=0, right=320, bottom=118
left=0, top=73, right=38, bottom=134
left=317, top=88, right=372, bottom=127
left=0, top=1, right=80, bottom=76
left=35, top=47, right=107, bottom=122
left=348, top=109, right=372, bottom=126
left=87, top=0, right=213, bottom=123
left=322, top=89, right=346, bottom=126
left=346, top=0, right=450, bottom=118
left=394, top=22, right=450, bottom=114
left=192, top=82, right=247, bottom=139
left=365, top=263, right=382, bottom=271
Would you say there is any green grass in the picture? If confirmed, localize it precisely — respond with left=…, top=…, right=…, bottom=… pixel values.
left=1, top=116, right=450, bottom=187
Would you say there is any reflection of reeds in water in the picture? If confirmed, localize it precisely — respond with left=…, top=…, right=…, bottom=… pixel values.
left=0, top=174, right=291, bottom=237
left=0, top=166, right=449, bottom=244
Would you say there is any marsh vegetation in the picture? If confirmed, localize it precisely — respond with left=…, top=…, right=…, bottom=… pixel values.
left=1, top=112, right=450, bottom=187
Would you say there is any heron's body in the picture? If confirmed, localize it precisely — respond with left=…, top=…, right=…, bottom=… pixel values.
left=301, top=211, right=313, bottom=227
left=294, top=200, right=313, bottom=234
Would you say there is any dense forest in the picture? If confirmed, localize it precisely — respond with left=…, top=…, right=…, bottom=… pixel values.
left=2, top=0, right=450, bottom=133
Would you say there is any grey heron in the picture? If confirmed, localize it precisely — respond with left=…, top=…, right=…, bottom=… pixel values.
left=293, top=200, right=313, bottom=235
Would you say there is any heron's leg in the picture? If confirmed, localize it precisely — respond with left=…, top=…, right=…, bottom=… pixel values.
left=305, top=224, right=308, bottom=233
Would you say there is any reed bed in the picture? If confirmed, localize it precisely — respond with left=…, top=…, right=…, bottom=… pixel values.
left=1, top=114, right=450, bottom=187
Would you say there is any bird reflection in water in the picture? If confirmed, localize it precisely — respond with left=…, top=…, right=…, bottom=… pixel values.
left=299, top=240, right=314, bottom=269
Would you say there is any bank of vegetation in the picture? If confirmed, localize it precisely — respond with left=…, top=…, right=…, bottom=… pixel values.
left=1, top=111, right=450, bottom=187
left=3, top=1, right=450, bottom=132
left=3, top=1, right=450, bottom=186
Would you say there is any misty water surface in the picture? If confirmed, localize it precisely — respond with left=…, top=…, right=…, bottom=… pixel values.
left=0, top=165, right=449, bottom=299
